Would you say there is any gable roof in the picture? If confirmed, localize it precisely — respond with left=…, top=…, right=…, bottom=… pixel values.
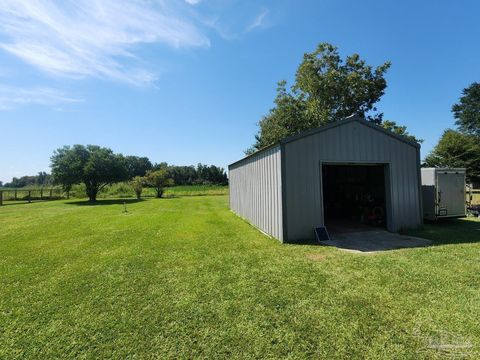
left=229, top=115, right=420, bottom=168
left=281, top=115, right=420, bottom=148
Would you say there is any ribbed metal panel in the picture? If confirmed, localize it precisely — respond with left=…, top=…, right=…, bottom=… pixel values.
left=228, top=145, right=283, bottom=241
left=283, top=120, right=422, bottom=241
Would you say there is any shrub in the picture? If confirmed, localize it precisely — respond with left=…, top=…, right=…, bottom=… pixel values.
left=130, top=177, right=146, bottom=199
left=145, top=170, right=174, bottom=198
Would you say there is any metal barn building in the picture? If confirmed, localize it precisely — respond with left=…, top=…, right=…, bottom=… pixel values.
left=229, top=116, right=423, bottom=242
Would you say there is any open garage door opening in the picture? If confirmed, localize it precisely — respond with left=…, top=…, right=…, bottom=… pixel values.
left=322, top=164, right=388, bottom=234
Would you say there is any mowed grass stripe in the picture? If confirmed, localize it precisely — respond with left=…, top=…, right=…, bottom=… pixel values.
left=0, top=196, right=479, bottom=358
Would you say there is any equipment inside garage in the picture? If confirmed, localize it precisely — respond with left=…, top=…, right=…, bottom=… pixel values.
left=322, top=164, right=387, bottom=232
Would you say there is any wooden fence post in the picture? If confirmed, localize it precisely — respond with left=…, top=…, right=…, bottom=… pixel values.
left=40, top=188, right=43, bottom=200
left=0, top=191, right=3, bottom=206
left=14, top=190, right=17, bottom=201
left=28, top=191, right=31, bottom=203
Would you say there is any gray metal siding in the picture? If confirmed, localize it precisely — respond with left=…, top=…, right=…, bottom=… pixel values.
left=229, top=146, right=283, bottom=241
left=284, top=120, right=422, bottom=241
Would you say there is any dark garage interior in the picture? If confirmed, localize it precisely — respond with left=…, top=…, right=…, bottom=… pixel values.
left=322, top=164, right=387, bottom=233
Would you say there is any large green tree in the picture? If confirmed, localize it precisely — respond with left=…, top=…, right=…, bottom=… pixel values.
left=51, top=145, right=128, bottom=201
left=249, top=43, right=394, bottom=152
left=424, top=130, right=480, bottom=183
left=425, top=82, right=480, bottom=184
left=381, top=120, right=423, bottom=143
left=125, top=156, right=153, bottom=179
left=452, top=82, right=480, bottom=136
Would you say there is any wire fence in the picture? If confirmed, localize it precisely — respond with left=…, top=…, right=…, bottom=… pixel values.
left=0, top=188, right=66, bottom=205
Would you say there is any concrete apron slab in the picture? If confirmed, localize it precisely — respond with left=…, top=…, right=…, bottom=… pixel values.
left=320, top=230, right=431, bottom=253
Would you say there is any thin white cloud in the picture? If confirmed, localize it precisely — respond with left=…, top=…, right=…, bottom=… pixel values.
left=200, top=5, right=271, bottom=40
left=0, top=0, right=210, bottom=86
left=246, top=8, right=269, bottom=32
left=0, top=1, right=278, bottom=111
left=202, top=16, right=240, bottom=41
left=0, top=85, right=83, bottom=110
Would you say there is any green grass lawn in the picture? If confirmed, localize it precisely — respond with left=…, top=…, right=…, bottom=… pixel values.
left=1, top=197, right=479, bottom=358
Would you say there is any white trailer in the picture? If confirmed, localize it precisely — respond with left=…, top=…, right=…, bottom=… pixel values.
left=421, top=168, right=467, bottom=220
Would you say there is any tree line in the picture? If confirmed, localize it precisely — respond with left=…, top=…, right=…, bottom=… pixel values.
left=1, top=172, right=53, bottom=188
left=2, top=146, right=227, bottom=201
left=51, top=145, right=228, bottom=201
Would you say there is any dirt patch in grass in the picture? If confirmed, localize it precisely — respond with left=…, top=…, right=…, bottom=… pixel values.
left=306, top=253, right=327, bottom=262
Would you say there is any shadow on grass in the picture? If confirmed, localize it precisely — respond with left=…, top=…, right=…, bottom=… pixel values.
left=1, top=200, right=51, bottom=207
left=405, top=217, right=480, bottom=246
left=66, top=199, right=146, bottom=206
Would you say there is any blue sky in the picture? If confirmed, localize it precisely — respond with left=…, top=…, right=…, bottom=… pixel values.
left=0, top=0, right=479, bottom=183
